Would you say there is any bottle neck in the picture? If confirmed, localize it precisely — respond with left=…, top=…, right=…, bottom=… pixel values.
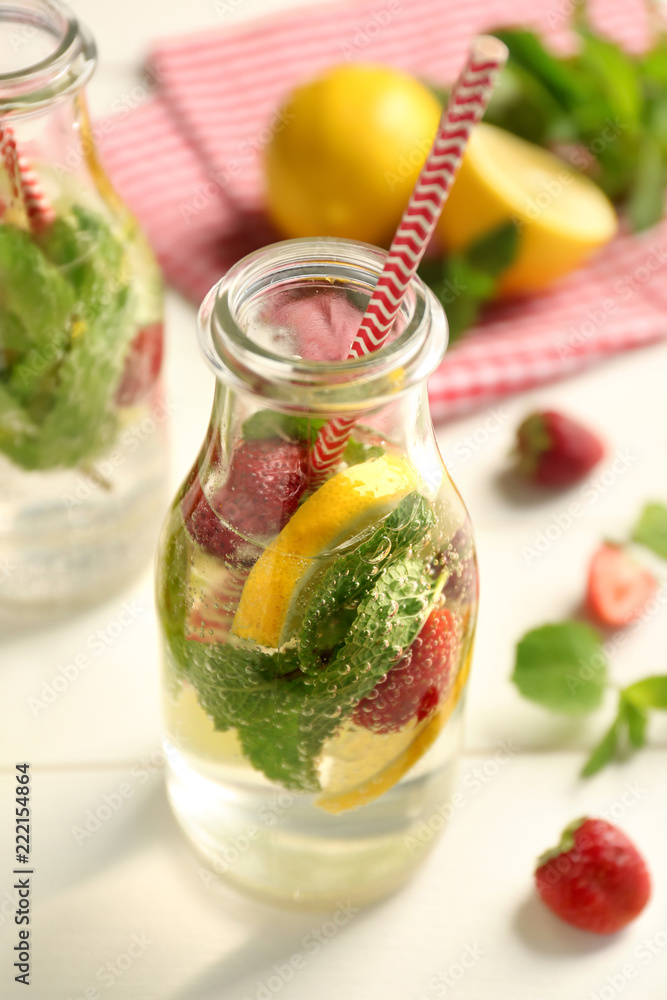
left=199, top=238, right=448, bottom=417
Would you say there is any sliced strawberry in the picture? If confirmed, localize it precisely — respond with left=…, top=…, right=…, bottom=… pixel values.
left=535, top=817, right=651, bottom=934
left=586, top=543, right=657, bottom=627
left=182, top=438, right=309, bottom=564
left=516, top=410, right=604, bottom=487
left=115, top=322, right=164, bottom=406
left=353, top=607, right=459, bottom=734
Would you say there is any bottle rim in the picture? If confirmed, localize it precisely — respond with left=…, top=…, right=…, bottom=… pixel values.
left=198, top=237, right=449, bottom=414
left=0, top=0, right=96, bottom=113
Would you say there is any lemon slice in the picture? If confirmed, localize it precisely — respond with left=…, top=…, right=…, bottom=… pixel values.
left=232, top=454, right=419, bottom=647
left=436, top=123, right=617, bottom=295
left=315, top=643, right=473, bottom=814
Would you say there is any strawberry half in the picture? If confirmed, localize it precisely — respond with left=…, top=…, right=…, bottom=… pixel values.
left=115, top=322, right=164, bottom=406
left=353, top=607, right=459, bottom=734
left=586, top=543, right=657, bottom=627
left=182, top=438, right=309, bottom=564
left=516, top=410, right=604, bottom=487
left=535, top=817, right=651, bottom=934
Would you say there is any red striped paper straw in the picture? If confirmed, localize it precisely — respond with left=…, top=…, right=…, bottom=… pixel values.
left=310, top=35, right=508, bottom=482
left=0, top=120, right=55, bottom=231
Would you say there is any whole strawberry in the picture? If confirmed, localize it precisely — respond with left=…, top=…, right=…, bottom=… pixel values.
left=183, top=438, right=309, bottom=563
left=535, top=817, right=651, bottom=934
left=353, top=607, right=459, bottom=733
left=516, top=410, right=604, bottom=487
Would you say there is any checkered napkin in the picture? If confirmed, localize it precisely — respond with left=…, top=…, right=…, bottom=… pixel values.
left=97, top=0, right=667, bottom=419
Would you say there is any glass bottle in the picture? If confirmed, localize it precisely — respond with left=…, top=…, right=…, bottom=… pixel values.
left=0, top=0, right=167, bottom=621
left=156, top=238, right=478, bottom=907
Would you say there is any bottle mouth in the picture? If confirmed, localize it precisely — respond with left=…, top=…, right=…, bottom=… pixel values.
left=0, top=0, right=96, bottom=113
left=198, top=238, right=448, bottom=414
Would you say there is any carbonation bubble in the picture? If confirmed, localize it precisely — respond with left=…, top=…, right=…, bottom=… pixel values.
left=364, top=538, right=392, bottom=564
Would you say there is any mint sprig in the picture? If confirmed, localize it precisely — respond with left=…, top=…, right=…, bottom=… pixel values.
left=167, top=551, right=436, bottom=792
left=0, top=206, right=135, bottom=470
left=512, top=621, right=667, bottom=777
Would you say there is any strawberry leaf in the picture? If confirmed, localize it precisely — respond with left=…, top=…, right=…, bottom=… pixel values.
left=632, top=502, right=667, bottom=560
left=513, top=622, right=606, bottom=715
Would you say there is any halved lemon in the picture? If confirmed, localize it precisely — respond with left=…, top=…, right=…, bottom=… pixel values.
left=232, top=454, right=419, bottom=648
left=436, top=123, right=617, bottom=295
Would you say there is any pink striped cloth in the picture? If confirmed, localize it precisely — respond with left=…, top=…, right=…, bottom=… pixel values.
left=97, top=0, right=667, bottom=419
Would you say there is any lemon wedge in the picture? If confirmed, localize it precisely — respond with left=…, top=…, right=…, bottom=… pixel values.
left=436, top=123, right=617, bottom=295
left=232, top=454, right=418, bottom=648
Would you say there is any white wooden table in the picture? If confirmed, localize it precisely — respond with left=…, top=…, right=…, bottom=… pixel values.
left=2, top=1, right=667, bottom=997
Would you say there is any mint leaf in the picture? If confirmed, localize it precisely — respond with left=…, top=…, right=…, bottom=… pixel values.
left=299, top=493, right=434, bottom=668
left=167, top=636, right=322, bottom=791
left=632, top=502, right=667, bottom=559
left=492, top=28, right=593, bottom=110
left=466, top=222, right=520, bottom=275
left=418, top=222, right=519, bottom=341
left=485, top=60, right=563, bottom=145
left=623, top=675, right=667, bottom=710
left=242, top=411, right=325, bottom=442
left=575, top=26, right=642, bottom=129
left=342, top=438, right=385, bottom=466
left=0, top=223, right=75, bottom=354
left=581, top=713, right=621, bottom=777
left=0, top=306, right=27, bottom=358
left=156, top=508, right=191, bottom=644
left=316, top=555, right=435, bottom=711
left=512, top=622, right=606, bottom=715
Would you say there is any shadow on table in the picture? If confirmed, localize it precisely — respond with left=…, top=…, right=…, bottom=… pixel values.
left=492, top=467, right=574, bottom=509
left=169, top=896, right=376, bottom=1000
left=40, top=776, right=173, bottom=904
left=514, top=893, right=617, bottom=955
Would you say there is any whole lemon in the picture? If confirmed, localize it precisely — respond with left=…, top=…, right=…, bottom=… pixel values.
left=264, top=64, right=442, bottom=246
